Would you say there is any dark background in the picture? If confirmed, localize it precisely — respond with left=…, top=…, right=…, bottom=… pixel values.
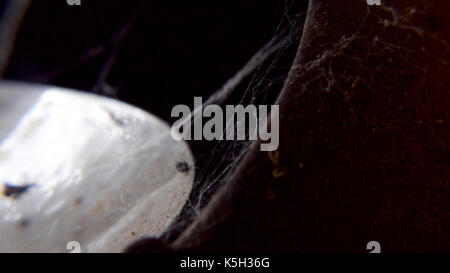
left=3, top=0, right=291, bottom=121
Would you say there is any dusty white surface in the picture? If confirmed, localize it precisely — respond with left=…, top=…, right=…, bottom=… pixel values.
left=0, top=83, right=194, bottom=252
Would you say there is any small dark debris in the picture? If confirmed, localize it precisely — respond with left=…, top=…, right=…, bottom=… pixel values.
left=3, top=183, right=35, bottom=199
left=17, top=218, right=31, bottom=229
left=74, top=197, right=84, bottom=206
left=131, top=232, right=136, bottom=236
left=176, top=161, right=190, bottom=173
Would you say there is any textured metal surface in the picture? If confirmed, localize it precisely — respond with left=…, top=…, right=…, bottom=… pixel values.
left=0, top=81, right=194, bottom=252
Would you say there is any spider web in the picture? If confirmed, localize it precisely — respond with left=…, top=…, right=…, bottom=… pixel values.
left=161, top=0, right=309, bottom=242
